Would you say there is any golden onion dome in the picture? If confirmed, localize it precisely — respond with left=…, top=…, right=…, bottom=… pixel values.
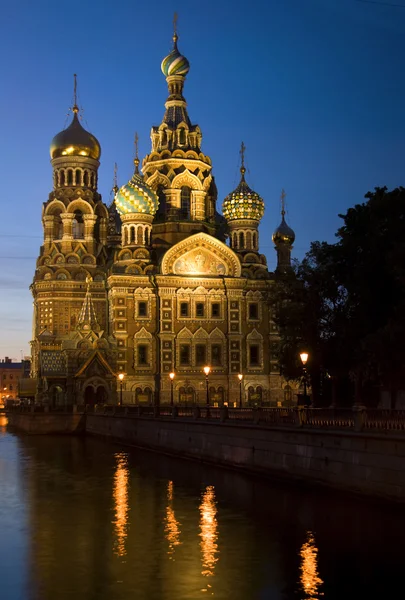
left=272, top=214, right=295, bottom=246
left=222, top=166, right=265, bottom=222
left=50, top=106, right=101, bottom=160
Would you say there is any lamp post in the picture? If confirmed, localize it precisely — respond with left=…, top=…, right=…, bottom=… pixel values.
left=118, top=373, right=124, bottom=406
left=203, top=366, right=211, bottom=407
left=238, top=373, right=243, bottom=408
left=169, top=372, right=175, bottom=406
left=299, top=352, right=309, bottom=405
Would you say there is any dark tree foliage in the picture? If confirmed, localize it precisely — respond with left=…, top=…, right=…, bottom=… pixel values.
left=271, top=187, right=405, bottom=407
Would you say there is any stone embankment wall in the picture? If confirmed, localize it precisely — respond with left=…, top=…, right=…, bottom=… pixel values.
left=7, top=411, right=85, bottom=434
left=86, top=413, right=405, bottom=502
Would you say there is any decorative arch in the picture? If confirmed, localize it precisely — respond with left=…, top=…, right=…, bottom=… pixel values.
left=44, top=200, right=66, bottom=216
left=134, top=327, right=152, bottom=340
left=145, top=170, right=171, bottom=190
left=172, top=170, right=203, bottom=191
left=66, top=199, right=94, bottom=215
left=209, top=327, right=226, bottom=339
left=161, top=232, right=241, bottom=277
left=194, top=327, right=209, bottom=339
left=177, top=327, right=193, bottom=339
left=246, top=328, right=263, bottom=341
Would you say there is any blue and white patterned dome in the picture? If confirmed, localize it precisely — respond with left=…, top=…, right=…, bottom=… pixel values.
left=114, top=165, right=159, bottom=216
left=161, top=34, right=190, bottom=77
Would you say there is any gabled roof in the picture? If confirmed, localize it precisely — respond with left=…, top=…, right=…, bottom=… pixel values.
left=74, top=350, right=116, bottom=378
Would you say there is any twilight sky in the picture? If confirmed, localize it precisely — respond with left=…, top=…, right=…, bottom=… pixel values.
left=1, top=0, right=404, bottom=359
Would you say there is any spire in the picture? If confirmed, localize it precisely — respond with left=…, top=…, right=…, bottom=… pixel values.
left=281, top=188, right=286, bottom=218
left=240, top=141, right=246, bottom=181
left=113, top=162, right=118, bottom=195
left=77, top=276, right=100, bottom=332
left=134, top=132, right=140, bottom=174
left=173, top=11, right=178, bottom=48
left=73, top=73, right=79, bottom=114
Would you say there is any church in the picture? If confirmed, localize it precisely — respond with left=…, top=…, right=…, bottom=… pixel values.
left=29, top=26, right=297, bottom=407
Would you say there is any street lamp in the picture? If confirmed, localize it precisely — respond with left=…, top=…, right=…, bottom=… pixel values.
left=169, top=372, right=175, bottom=406
left=118, top=373, right=124, bottom=406
left=203, top=366, right=211, bottom=407
left=238, top=373, right=243, bottom=408
left=299, top=352, right=309, bottom=405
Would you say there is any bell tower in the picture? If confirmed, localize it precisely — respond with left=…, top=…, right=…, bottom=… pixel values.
left=142, top=18, right=218, bottom=251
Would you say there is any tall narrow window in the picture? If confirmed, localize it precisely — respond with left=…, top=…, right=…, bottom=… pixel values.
left=75, top=169, right=81, bottom=186
left=67, top=169, right=73, bottom=185
left=249, top=345, right=259, bottom=366
left=196, top=344, right=206, bottom=366
left=211, top=303, right=220, bottom=318
left=179, top=345, right=190, bottom=365
left=138, top=301, right=147, bottom=317
left=138, top=345, right=148, bottom=366
left=239, top=232, right=244, bottom=248
left=180, top=186, right=191, bottom=219
left=196, top=302, right=204, bottom=318
left=248, top=303, right=259, bottom=320
left=178, top=127, right=186, bottom=145
left=72, top=210, right=84, bottom=239
left=211, top=344, right=222, bottom=366
left=180, top=302, right=189, bottom=317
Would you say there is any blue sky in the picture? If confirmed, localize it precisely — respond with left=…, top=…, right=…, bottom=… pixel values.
left=1, top=0, right=405, bottom=358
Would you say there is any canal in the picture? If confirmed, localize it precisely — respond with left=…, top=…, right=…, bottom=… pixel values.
left=1, top=416, right=404, bottom=600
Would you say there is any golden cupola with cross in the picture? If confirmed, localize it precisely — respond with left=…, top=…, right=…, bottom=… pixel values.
left=222, top=143, right=268, bottom=278
left=142, top=16, right=219, bottom=251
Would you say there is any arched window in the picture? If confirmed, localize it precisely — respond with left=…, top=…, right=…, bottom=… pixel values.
left=53, top=214, right=63, bottom=239
left=93, top=218, right=100, bottom=242
left=90, top=173, right=95, bottom=188
left=180, top=186, right=191, bottom=219
left=233, top=233, right=238, bottom=249
left=178, top=128, right=186, bottom=145
left=130, top=226, right=135, bottom=244
left=145, top=229, right=149, bottom=246
left=246, top=231, right=252, bottom=250
left=72, top=210, right=84, bottom=239
left=137, top=225, right=143, bottom=245
left=60, top=170, right=65, bottom=186
left=284, top=385, right=292, bottom=404
left=75, top=169, right=81, bottom=186
left=155, top=185, right=166, bottom=221
left=253, top=232, right=257, bottom=249
left=67, top=169, right=73, bottom=185
left=161, top=130, right=167, bottom=147
left=83, top=171, right=89, bottom=186
left=239, top=232, right=245, bottom=248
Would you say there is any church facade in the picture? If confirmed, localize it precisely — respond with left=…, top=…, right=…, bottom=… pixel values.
left=29, top=29, right=297, bottom=407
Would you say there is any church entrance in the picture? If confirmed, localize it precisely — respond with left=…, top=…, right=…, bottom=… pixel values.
left=95, top=386, right=107, bottom=404
left=84, top=386, right=95, bottom=405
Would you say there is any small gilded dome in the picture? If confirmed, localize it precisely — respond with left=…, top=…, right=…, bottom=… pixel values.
left=114, top=162, right=159, bottom=217
left=161, top=34, right=190, bottom=77
left=272, top=215, right=295, bottom=246
left=50, top=108, right=101, bottom=160
left=222, top=167, right=265, bottom=222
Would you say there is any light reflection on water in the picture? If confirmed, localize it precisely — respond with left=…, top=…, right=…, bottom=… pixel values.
left=199, top=485, right=218, bottom=580
left=112, top=452, right=130, bottom=557
left=1, top=430, right=405, bottom=600
left=165, top=480, right=181, bottom=557
left=299, top=531, right=323, bottom=599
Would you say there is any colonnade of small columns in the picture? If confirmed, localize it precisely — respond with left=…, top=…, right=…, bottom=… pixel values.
left=229, top=227, right=259, bottom=252
left=42, top=213, right=107, bottom=252
left=121, top=222, right=152, bottom=247
left=53, top=167, right=97, bottom=189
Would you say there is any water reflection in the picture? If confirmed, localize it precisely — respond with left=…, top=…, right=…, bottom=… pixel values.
left=299, top=531, right=323, bottom=599
left=164, top=480, right=181, bottom=557
left=199, top=485, right=219, bottom=579
left=0, top=415, right=8, bottom=429
left=112, top=452, right=130, bottom=557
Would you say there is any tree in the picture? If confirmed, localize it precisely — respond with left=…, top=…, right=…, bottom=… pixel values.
left=272, top=187, right=405, bottom=407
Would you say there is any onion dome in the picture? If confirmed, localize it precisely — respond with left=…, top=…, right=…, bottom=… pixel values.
left=114, top=158, right=159, bottom=217
left=272, top=215, right=295, bottom=245
left=50, top=106, right=101, bottom=160
left=272, top=190, right=295, bottom=245
left=222, top=165, right=265, bottom=222
left=161, top=33, right=190, bottom=77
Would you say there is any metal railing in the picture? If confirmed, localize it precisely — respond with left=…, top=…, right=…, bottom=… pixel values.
left=7, top=404, right=405, bottom=434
